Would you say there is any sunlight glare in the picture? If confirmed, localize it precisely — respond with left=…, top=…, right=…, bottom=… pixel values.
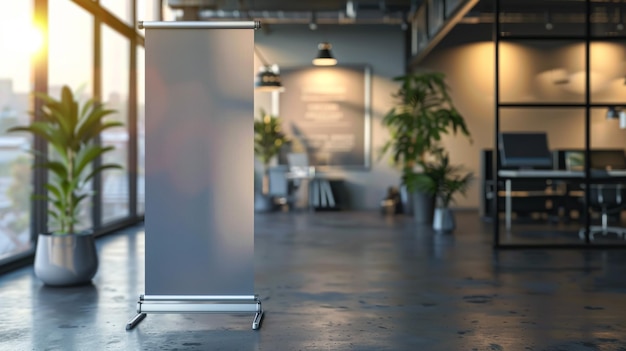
left=0, top=20, right=44, bottom=55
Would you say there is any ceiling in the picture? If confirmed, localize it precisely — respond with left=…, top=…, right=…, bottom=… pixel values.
left=167, top=0, right=418, bottom=12
left=166, top=0, right=420, bottom=24
left=165, top=0, right=626, bottom=27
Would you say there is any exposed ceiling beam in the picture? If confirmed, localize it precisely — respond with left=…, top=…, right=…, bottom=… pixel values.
left=409, top=0, right=480, bottom=68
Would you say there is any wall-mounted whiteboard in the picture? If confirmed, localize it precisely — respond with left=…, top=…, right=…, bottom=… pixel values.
left=279, top=65, right=371, bottom=170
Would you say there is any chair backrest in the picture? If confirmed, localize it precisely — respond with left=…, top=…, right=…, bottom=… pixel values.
left=268, top=165, right=289, bottom=196
left=287, top=153, right=311, bottom=177
left=590, top=184, right=624, bottom=207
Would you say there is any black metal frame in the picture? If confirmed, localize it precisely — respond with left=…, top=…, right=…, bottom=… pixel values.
left=493, top=0, right=626, bottom=249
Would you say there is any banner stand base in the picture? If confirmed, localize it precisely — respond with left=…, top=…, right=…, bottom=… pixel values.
left=125, top=294, right=263, bottom=331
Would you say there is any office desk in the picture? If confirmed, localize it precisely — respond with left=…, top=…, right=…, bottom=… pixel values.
left=498, top=170, right=626, bottom=230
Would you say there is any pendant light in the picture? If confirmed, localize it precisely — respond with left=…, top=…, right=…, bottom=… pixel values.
left=312, top=42, right=337, bottom=66
left=607, top=106, right=619, bottom=119
left=254, top=47, right=284, bottom=92
left=606, top=106, right=626, bottom=129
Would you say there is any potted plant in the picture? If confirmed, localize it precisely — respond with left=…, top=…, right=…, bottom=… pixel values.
left=8, top=85, right=122, bottom=286
left=411, top=147, right=472, bottom=232
left=254, top=109, right=288, bottom=211
left=382, top=71, right=471, bottom=223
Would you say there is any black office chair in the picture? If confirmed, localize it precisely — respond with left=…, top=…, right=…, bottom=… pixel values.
left=579, top=184, right=626, bottom=240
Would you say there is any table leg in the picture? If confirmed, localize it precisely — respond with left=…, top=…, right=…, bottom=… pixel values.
left=506, top=179, right=512, bottom=231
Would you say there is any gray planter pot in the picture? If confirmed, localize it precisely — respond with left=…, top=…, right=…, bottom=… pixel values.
left=433, top=208, right=456, bottom=232
left=412, top=191, right=435, bottom=224
left=400, top=185, right=413, bottom=215
left=34, top=232, right=98, bottom=286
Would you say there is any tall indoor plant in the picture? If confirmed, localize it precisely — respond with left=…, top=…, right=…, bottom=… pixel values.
left=254, top=109, right=288, bottom=211
left=382, top=71, right=471, bottom=223
left=8, top=85, right=122, bottom=286
left=412, top=147, right=473, bottom=232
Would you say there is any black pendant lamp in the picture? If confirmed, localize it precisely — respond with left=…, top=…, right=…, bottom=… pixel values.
left=606, top=106, right=626, bottom=129
left=607, top=106, right=619, bottom=119
left=254, top=47, right=284, bottom=92
left=312, top=42, right=337, bottom=66
left=255, top=64, right=283, bottom=92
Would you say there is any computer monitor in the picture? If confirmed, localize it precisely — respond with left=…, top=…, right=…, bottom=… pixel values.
left=499, top=132, right=553, bottom=169
left=590, top=150, right=626, bottom=170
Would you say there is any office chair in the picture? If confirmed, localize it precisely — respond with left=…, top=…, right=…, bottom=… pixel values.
left=578, top=184, right=626, bottom=240
left=267, top=165, right=293, bottom=209
left=286, top=153, right=315, bottom=209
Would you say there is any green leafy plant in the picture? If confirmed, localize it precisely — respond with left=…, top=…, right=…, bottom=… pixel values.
left=254, top=109, right=288, bottom=167
left=405, top=147, right=473, bottom=208
left=7, top=85, right=122, bottom=234
left=382, top=71, right=471, bottom=194
left=254, top=109, right=289, bottom=194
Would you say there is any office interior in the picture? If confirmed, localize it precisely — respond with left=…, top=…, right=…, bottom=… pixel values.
left=2, top=0, right=626, bottom=349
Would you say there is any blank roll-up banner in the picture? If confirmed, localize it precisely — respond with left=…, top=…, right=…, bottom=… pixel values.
left=127, top=21, right=263, bottom=331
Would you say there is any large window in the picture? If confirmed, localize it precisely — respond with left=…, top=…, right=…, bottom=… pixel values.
left=49, top=0, right=94, bottom=232
left=49, top=0, right=93, bottom=95
left=0, top=2, right=35, bottom=260
left=100, top=0, right=133, bottom=25
left=137, top=0, right=161, bottom=22
left=0, top=0, right=157, bottom=269
left=101, top=25, right=130, bottom=223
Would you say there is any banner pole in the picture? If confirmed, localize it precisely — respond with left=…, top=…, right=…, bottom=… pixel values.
left=138, top=20, right=261, bottom=30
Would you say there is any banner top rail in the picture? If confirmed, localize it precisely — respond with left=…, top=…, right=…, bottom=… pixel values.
left=139, top=21, right=261, bottom=30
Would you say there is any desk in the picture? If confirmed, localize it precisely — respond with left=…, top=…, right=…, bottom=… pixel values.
left=499, top=169, right=626, bottom=178
left=498, top=170, right=626, bottom=230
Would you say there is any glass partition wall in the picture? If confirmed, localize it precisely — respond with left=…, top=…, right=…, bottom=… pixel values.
left=0, top=1, right=35, bottom=265
left=494, top=0, right=626, bottom=248
left=0, top=0, right=160, bottom=271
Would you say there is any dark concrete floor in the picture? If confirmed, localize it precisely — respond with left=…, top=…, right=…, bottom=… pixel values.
left=2, top=211, right=626, bottom=350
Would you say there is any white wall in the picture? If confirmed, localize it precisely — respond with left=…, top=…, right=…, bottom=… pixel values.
left=417, top=25, right=494, bottom=209
left=254, top=24, right=407, bottom=210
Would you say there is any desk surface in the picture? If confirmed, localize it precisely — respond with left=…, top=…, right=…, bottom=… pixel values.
left=285, top=172, right=344, bottom=181
left=499, top=169, right=626, bottom=178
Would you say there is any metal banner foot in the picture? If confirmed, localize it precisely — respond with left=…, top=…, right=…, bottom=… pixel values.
left=126, top=295, right=263, bottom=330
left=253, top=310, right=264, bottom=330
left=126, top=313, right=147, bottom=330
